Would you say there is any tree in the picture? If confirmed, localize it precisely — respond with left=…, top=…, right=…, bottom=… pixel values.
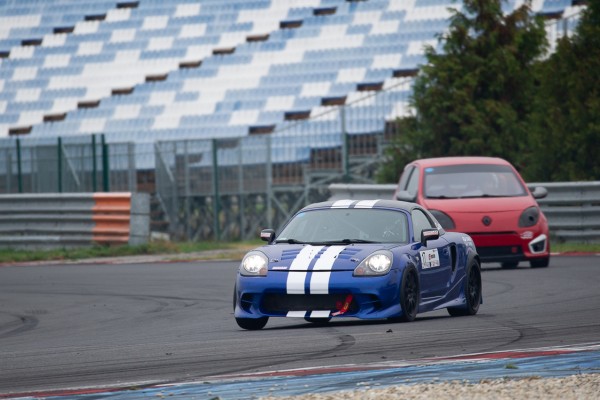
left=524, top=0, right=600, bottom=181
left=377, top=0, right=547, bottom=183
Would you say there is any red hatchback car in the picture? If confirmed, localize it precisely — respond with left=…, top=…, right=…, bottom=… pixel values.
left=394, top=157, right=550, bottom=268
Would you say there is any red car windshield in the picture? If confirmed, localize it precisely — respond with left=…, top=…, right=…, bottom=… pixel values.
left=423, top=164, right=527, bottom=199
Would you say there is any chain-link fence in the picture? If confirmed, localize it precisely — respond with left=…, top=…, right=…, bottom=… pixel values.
left=0, top=135, right=105, bottom=193
left=0, top=78, right=413, bottom=241
left=151, top=78, right=413, bottom=240
left=0, top=135, right=157, bottom=194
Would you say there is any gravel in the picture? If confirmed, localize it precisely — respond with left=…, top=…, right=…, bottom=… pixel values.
left=260, top=373, right=600, bottom=400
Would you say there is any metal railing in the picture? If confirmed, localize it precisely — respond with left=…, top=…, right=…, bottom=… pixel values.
left=0, top=3, right=584, bottom=240
left=544, top=5, right=584, bottom=53
left=329, top=182, right=600, bottom=244
left=0, top=192, right=150, bottom=249
left=0, top=78, right=411, bottom=241
left=0, top=135, right=141, bottom=194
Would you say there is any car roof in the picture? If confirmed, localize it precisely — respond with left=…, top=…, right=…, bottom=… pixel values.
left=410, top=156, right=512, bottom=168
left=296, top=200, right=446, bottom=236
left=300, top=199, right=421, bottom=213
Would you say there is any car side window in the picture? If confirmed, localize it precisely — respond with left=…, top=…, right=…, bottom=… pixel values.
left=406, top=168, right=420, bottom=197
left=398, top=165, right=414, bottom=190
left=411, top=209, right=435, bottom=242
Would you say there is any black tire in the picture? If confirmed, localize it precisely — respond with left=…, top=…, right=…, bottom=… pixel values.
left=235, top=317, right=269, bottom=330
left=304, top=317, right=332, bottom=325
left=397, top=266, right=419, bottom=322
left=530, top=257, right=549, bottom=268
left=501, top=261, right=519, bottom=269
left=448, top=261, right=482, bottom=316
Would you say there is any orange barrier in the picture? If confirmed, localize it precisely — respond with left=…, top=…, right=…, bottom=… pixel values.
left=0, top=193, right=150, bottom=249
left=92, top=193, right=132, bottom=245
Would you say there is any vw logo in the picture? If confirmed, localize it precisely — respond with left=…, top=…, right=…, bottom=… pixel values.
left=482, top=216, right=492, bottom=226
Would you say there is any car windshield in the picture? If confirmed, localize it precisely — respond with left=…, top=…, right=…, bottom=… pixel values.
left=276, top=209, right=409, bottom=244
left=423, top=164, right=527, bottom=199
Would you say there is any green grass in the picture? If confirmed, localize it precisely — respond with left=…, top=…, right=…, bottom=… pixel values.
left=0, top=240, right=262, bottom=264
left=0, top=239, right=598, bottom=264
left=551, top=242, right=600, bottom=253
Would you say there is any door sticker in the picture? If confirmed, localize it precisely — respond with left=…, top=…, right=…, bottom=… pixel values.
left=420, top=248, right=440, bottom=269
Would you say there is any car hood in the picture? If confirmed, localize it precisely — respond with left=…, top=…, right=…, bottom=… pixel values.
left=422, top=196, right=536, bottom=213
left=258, top=243, right=397, bottom=272
left=422, top=196, right=542, bottom=233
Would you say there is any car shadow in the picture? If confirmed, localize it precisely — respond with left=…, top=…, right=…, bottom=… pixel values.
left=263, top=314, right=450, bottom=330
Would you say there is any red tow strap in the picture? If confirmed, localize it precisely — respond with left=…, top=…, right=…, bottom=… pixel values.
left=332, top=294, right=353, bottom=316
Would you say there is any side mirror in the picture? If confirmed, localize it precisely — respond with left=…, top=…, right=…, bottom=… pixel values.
left=260, top=229, right=275, bottom=243
left=420, top=229, right=440, bottom=246
left=395, top=190, right=416, bottom=202
left=531, top=186, right=548, bottom=199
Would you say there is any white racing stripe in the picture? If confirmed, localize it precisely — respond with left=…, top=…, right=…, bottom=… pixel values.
left=331, top=199, right=380, bottom=208
left=354, top=199, right=379, bottom=208
left=309, top=310, right=331, bottom=318
left=286, top=311, right=331, bottom=318
left=286, top=245, right=323, bottom=294
left=331, top=199, right=354, bottom=208
left=309, top=245, right=345, bottom=294
left=286, top=311, right=306, bottom=318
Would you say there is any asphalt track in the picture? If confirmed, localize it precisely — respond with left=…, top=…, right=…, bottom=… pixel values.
left=0, top=255, right=599, bottom=397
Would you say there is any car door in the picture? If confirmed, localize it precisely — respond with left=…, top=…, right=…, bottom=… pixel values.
left=411, top=209, right=453, bottom=304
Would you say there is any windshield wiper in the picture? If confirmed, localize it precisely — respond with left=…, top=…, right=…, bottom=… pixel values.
left=317, top=239, right=379, bottom=245
left=426, top=195, right=458, bottom=199
left=458, top=194, right=508, bottom=199
left=275, top=238, right=306, bottom=244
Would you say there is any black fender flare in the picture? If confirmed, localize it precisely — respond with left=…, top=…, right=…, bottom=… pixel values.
left=465, top=249, right=482, bottom=304
left=402, top=262, right=420, bottom=304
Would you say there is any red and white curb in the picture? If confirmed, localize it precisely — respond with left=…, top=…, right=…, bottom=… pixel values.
left=192, top=342, right=600, bottom=383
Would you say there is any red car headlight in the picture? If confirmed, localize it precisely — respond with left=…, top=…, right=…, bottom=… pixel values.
left=519, top=206, right=540, bottom=227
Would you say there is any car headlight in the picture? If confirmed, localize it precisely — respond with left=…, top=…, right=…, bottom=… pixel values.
left=429, top=209, right=455, bottom=230
left=240, top=251, right=268, bottom=276
left=519, top=206, right=540, bottom=227
left=354, top=250, right=393, bottom=276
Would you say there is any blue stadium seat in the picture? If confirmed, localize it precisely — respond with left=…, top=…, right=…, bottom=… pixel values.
left=0, top=0, right=582, bottom=169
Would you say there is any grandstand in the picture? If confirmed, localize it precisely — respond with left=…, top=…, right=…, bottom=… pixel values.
left=0, top=0, right=584, bottom=239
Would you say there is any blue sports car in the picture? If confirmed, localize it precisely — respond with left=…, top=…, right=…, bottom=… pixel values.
left=234, top=200, right=482, bottom=330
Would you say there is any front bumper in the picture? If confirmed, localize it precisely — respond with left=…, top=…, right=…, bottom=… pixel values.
left=470, top=231, right=549, bottom=263
left=235, top=269, right=403, bottom=320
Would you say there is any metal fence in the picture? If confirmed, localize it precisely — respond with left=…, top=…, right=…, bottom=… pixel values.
left=544, top=7, right=584, bottom=53
left=0, top=135, right=143, bottom=194
left=0, top=78, right=412, bottom=241
left=329, top=182, right=600, bottom=244
left=0, top=192, right=150, bottom=249
left=0, top=9, right=585, bottom=242
left=529, top=181, right=600, bottom=243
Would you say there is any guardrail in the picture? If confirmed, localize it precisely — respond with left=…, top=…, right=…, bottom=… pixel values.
left=528, top=181, right=600, bottom=243
left=329, top=182, right=600, bottom=243
left=0, top=192, right=150, bottom=249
